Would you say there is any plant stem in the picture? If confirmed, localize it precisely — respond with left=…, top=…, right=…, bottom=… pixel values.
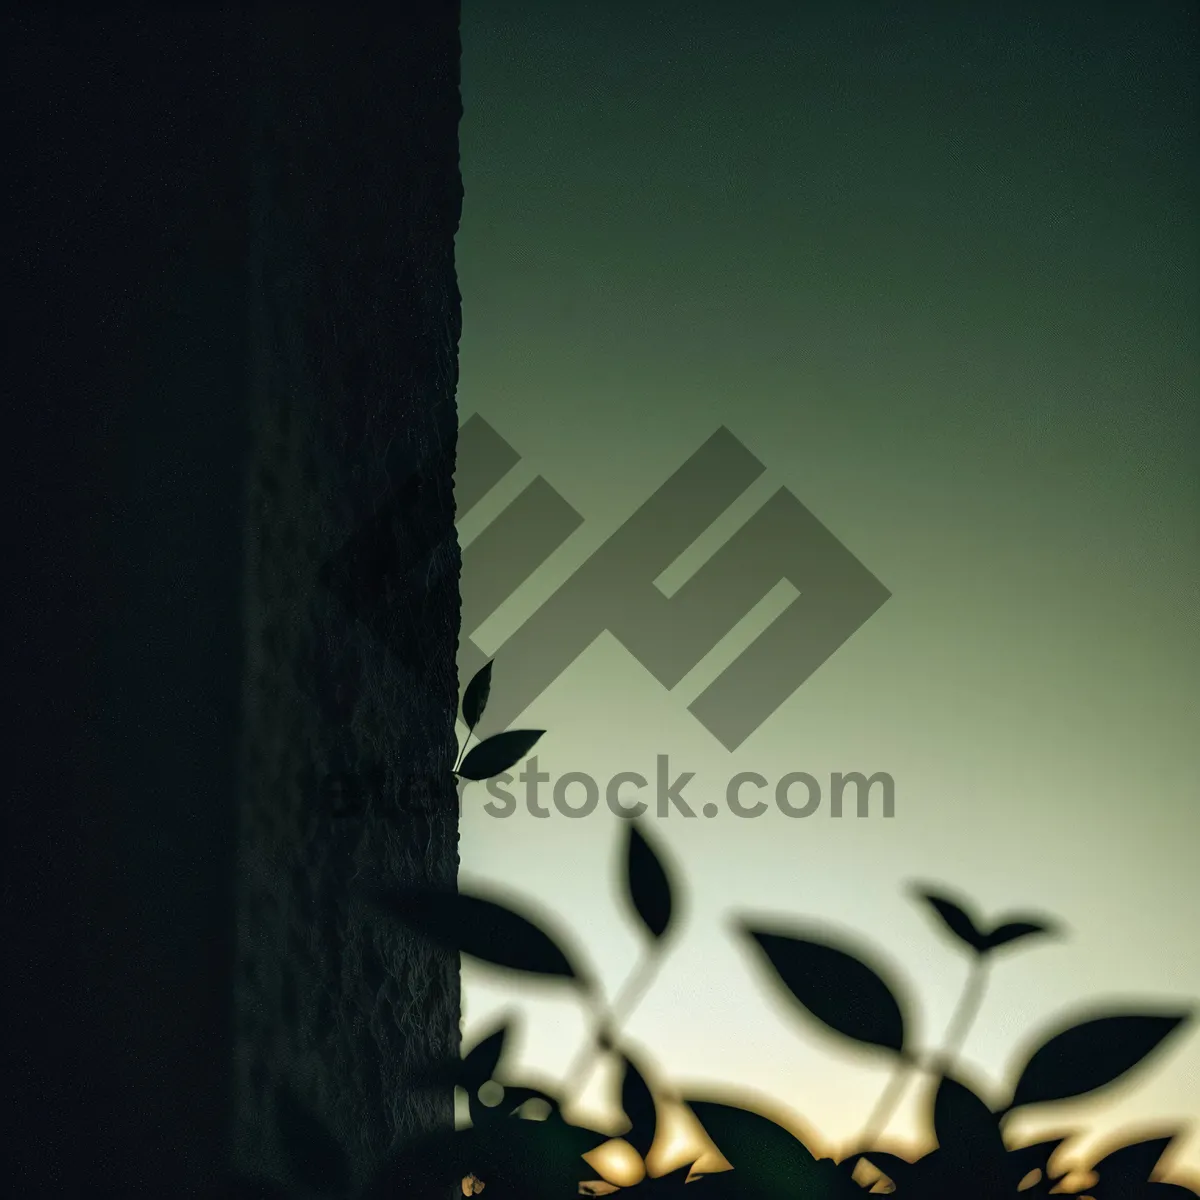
left=454, top=723, right=475, bottom=775
left=560, top=947, right=663, bottom=1114
left=930, top=955, right=989, bottom=1078
left=856, top=1061, right=912, bottom=1152
left=853, top=955, right=991, bottom=1152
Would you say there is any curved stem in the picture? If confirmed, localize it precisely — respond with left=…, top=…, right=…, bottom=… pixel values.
left=609, top=944, right=661, bottom=1027
left=930, top=955, right=989, bottom=1078
left=454, top=723, right=475, bottom=775
left=856, top=1061, right=912, bottom=1152
left=853, top=955, right=991, bottom=1152
left=560, top=945, right=664, bottom=1114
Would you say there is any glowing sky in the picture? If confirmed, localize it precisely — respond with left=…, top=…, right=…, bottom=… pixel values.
left=453, top=0, right=1199, bottom=1183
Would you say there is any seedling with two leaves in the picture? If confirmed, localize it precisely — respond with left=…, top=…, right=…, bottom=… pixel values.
left=257, top=659, right=1198, bottom=1199
left=454, top=658, right=545, bottom=787
left=361, top=816, right=1197, bottom=1199
left=322, top=658, right=542, bottom=820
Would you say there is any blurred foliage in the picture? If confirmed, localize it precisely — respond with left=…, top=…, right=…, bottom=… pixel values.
left=230, top=661, right=1197, bottom=1200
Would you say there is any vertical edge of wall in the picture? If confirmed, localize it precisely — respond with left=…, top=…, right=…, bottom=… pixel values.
left=235, top=3, right=464, bottom=1189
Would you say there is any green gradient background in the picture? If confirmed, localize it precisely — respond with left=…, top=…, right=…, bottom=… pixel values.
left=454, top=0, right=1199, bottom=1180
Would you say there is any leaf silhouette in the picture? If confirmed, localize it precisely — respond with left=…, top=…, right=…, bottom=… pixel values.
left=856, top=1150, right=918, bottom=1190
left=684, top=1099, right=826, bottom=1194
left=492, top=1083, right=560, bottom=1116
left=912, top=885, right=1063, bottom=959
left=1008, top=1137, right=1068, bottom=1184
left=736, top=922, right=908, bottom=1054
left=462, top=659, right=494, bottom=729
left=462, top=1020, right=510, bottom=1091
left=932, top=1075, right=1011, bottom=1192
left=934, top=1075, right=1002, bottom=1150
left=368, top=886, right=584, bottom=981
left=1093, top=1135, right=1176, bottom=1189
left=471, top=1105, right=611, bottom=1200
left=982, top=918, right=1060, bottom=953
left=467, top=1079, right=558, bottom=1130
left=914, top=886, right=987, bottom=953
left=457, top=729, right=545, bottom=780
left=620, top=1053, right=659, bottom=1161
left=273, top=1078, right=351, bottom=1196
left=637, top=1162, right=699, bottom=1194
left=1008, top=1011, right=1192, bottom=1110
left=625, top=820, right=675, bottom=941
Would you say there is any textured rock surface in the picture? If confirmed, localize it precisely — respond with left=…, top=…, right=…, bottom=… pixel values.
left=235, top=6, right=464, bottom=1189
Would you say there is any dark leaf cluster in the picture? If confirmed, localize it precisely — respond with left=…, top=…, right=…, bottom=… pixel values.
left=233, top=661, right=1197, bottom=1200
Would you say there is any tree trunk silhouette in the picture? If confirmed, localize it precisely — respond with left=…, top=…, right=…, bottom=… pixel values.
left=234, top=5, right=464, bottom=1191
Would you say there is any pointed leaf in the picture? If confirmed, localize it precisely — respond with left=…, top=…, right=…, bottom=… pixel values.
left=462, top=659, right=494, bottom=729
left=620, top=1054, right=659, bottom=1161
left=1009, top=1012, right=1192, bottom=1110
left=472, top=1106, right=611, bottom=1200
left=982, top=918, right=1061, bottom=953
left=494, top=1084, right=560, bottom=1116
left=912, top=886, right=988, bottom=953
left=685, top=1099, right=825, bottom=1194
left=639, top=1163, right=700, bottom=1194
left=856, top=1151, right=919, bottom=1189
left=458, top=729, right=545, bottom=780
left=1093, top=1135, right=1176, bottom=1187
left=934, top=1074, right=1001, bottom=1147
left=274, top=1079, right=352, bottom=1196
left=933, top=1075, right=1011, bottom=1189
left=468, top=1079, right=557, bottom=1129
left=625, top=821, right=675, bottom=941
left=462, top=1022, right=510, bottom=1091
left=368, top=886, right=583, bottom=981
left=1008, top=1137, right=1068, bottom=1182
left=738, top=923, right=908, bottom=1054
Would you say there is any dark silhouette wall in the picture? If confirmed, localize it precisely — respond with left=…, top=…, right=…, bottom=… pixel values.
left=6, top=6, right=463, bottom=1194
left=236, top=6, right=464, bottom=1192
